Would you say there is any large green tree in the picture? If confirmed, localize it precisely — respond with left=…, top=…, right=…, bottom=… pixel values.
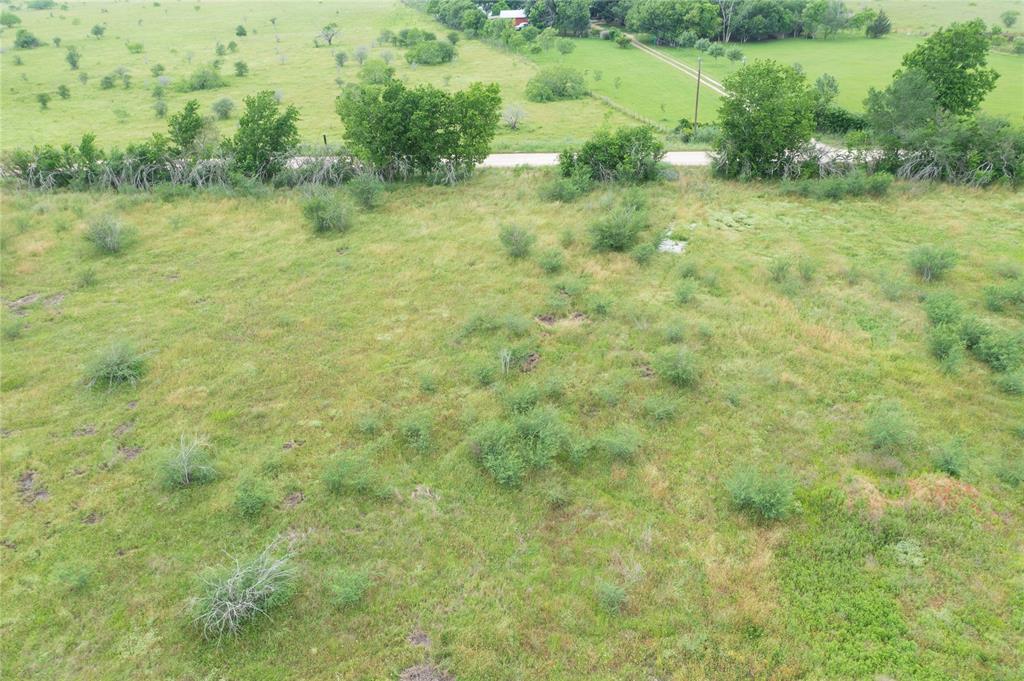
left=714, top=59, right=815, bottom=179
left=336, top=79, right=501, bottom=178
left=626, top=0, right=721, bottom=43
left=228, top=91, right=300, bottom=179
left=897, top=20, right=998, bottom=116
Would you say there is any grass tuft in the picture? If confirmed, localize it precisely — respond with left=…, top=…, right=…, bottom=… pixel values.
left=84, top=341, right=146, bottom=390
left=726, top=466, right=798, bottom=522
left=159, top=434, right=216, bottom=490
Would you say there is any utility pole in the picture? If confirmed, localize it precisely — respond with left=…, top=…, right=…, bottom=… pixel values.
left=693, top=54, right=702, bottom=131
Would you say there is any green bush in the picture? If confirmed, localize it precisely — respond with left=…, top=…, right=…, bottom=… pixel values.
left=159, top=435, right=216, bottom=489
left=302, top=191, right=352, bottom=233
left=596, top=581, right=626, bottom=614
left=559, top=126, right=665, bottom=183
left=471, top=408, right=568, bottom=487
left=323, top=452, right=388, bottom=498
left=192, top=542, right=295, bottom=639
left=983, top=281, right=1024, bottom=313
left=181, top=63, right=226, bottom=91
left=405, top=40, right=456, bottom=65
left=933, top=439, right=967, bottom=477
left=211, top=97, right=235, bottom=120
left=923, top=292, right=962, bottom=326
left=595, top=426, right=641, bottom=462
left=539, top=171, right=592, bottom=202
left=348, top=173, right=385, bottom=209
left=84, top=216, right=133, bottom=254
left=973, top=330, right=1024, bottom=372
left=399, top=415, right=433, bottom=454
left=525, top=65, right=587, bottom=102
left=866, top=401, right=915, bottom=453
left=329, top=569, right=369, bottom=609
left=234, top=477, right=271, bottom=517
left=653, top=347, right=699, bottom=388
left=909, top=244, right=958, bottom=282
left=726, top=467, right=799, bottom=522
left=499, top=224, right=535, bottom=259
left=589, top=203, right=647, bottom=252
left=928, top=325, right=965, bottom=372
left=631, top=242, right=656, bottom=266
left=85, top=341, right=146, bottom=389
left=537, top=249, right=564, bottom=274
left=780, top=171, right=892, bottom=200
left=996, top=369, right=1024, bottom=395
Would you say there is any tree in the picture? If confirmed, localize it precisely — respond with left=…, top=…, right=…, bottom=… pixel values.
left=898, top=19, right=998, bottom=116
left=354, top=45, right=369, bottom=65
left=866, top=10, right=891, bottom=38
left=503, top=103, right=525, bottom=130
left=727, top=47, right=743, bottom=63
left=864, top=68, right=941, bottom=156
left=553, top=0, right=591, bottom=37
left=335, top=52, right=348, bottom=68
left=36, top=93, right=51, bottom=110
left=65, top=46, right=81, bottom=70
left=14, top=29, right=42, bottom=48
left=1001, top=10, right=1019, bottom=29
left=461, top=7, right=486, bottom=33
left=358, top=59, right=395, bottom=84
left=0, top=11, right=21, bottom=28
left=813, top=73, right=839, bottom=107
left=235, top=24, right=247, bottom=37
left=229, top=91, right=300, bottom=179
left=694, top=37, right=711, bottom=53
left=627, top=0, right=722, bottom=43
left=556, top=38, right=575, bottom=55
left=707, top=43, right=726, bottom=60
left=525, top=65, right=588, bottom=102
left=615, top=33, right=632, bottom=48
left=317, top=22, right=339, bottom=47
left=234, top=60, right=249, bottom=76
left=212, top=97, right=235, bottom=120
left=714, top=60, right=815, bottom=179
left=447, top=31, right=460, bottom=44
left=336, top=80, right=501, bottom=178
left=802, top=0, right=849, bottom=39
left=90, top=24, right=105, bottom=39
left=718, top=0, right=741, bottom=42
left=57, top=84, right=70, bottom=99
left=405, top=40, right=456, bottom=65
left=168, top=100, right=205, bottom=153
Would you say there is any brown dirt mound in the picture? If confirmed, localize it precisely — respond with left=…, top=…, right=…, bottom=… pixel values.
left=399, top=664, right=454, bottom=681
left=906, top=474, right=979, bottom=511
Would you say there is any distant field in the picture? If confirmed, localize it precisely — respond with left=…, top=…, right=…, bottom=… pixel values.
left=0, top=0, right=634, bottom=152
left=857, top=0, right=1024, bottom=32
left=3, top=170, right=1023, bottom=679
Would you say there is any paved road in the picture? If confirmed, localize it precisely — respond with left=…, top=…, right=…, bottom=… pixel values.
left=482, top=151, right=711, bottom=167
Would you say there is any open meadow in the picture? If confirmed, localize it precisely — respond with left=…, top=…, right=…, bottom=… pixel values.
left=2, top=169, right=1023, bottom=679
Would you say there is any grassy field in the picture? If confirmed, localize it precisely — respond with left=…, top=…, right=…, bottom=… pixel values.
left=2, top=170, right=1023, bottom=679
left=0, top=0, right=634, bottom=153
left=856, top=0, right=1024, bottom=32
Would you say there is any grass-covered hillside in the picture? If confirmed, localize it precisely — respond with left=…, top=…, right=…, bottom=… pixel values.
left=2, top=171, right=1022, bottom=679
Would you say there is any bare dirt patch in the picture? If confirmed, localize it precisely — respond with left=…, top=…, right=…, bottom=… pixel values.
left=118, top=445, right=143, bottom=460
left=411, top=485, right=439, bottom=501
left=17, top=470, right=49, bottom=503
left=82, top=511, right=103, bottom=525
left=6, top=292, right=41, bottom=314
left=399, top=664, right=454, bottom=681
left=282, top=491, right=305, bottom=508
left=72, top=425, right=96, bottom=437
left=44, top=292, right=66, bottom=307
left=907, top=474, right=980, bottom=511
left=113, top=421, right=134, bottom=438
left=282, top=440, right=304, bottom=450
left=535, top=314, right=556, bottom=325
left=520, top=352, right=540, bottom=373
left=407, top=629, right=432, bottom=647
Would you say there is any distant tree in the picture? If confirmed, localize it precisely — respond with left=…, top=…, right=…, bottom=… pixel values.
left=676, top=30, right=696, bottom=47
left=235, top=24, right=247, bottom=37
left=358, top=59, right=395, bottom=84
left=0, top=11, right=21, bottom=28
left=866, top=10, right=891, bottom=38
left=556, top=38, right=575, bottom=54
left=66, top=46, right=82, bottom=69
left=90, top=24, right=106, bottom=39
left=1001, top=10, right=1019, bottom=29
left=461, top=7, right=486, bottom=34
left=503, top=103, right=525, bottom=130
left=627, top=0, right=722, bottom=43
left=707, top=43, right=726, bottom=60
left=864, top=69, right=941, bottom=155
left=228, top=90, right=300, bottom=179
left=234, top=60, right=249, bottom=76
left=52, top=36, right=61, bottom=47
left=168, top=100, right=205, bottom=152
left=215, top=42, right=227, bottom=57
left=334, top=51, right=348, bottom=68
left=406, top=40, right=455, bottom=65
left=153, top=99, right=168, bottom=118
left=802, top=0, right=849, bottom=39
left=151, top=63, right=165, bottom=76
left=354, top=45, right=369, bottom=65
left=36, top=93, right=51, bottom=110
left=615, top=33, right=631, bottom=48
left=898, top=19, right=998, bottom=115
left=379, top=50, right=394, bottom=65
left=553, top=0, right=591, bottom=37
left=212, top=97, right=235, bottom=120
left=227, top=40, right=238, bottom=53
left=447, top=31, right=460, bottom=44
left=813, top=73, right=839, bottom=106
left=727, top=47, right=743, bottom=63
left=714, top=60, right=815, bottom=179
left=694, top=37, right=711, bottom=53
left=14, top=29, right=42, bottom=48
left=317, top=22, right=339, bottom=47
left=379, top=29, right=395, bottom=45
left=57, top=84, right=70, bottom=99
left=525, top=65, right=588, bottom=101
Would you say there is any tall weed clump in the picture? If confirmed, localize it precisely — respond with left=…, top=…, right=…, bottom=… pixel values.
left=470, top=407, right=568, bottom=487
left=726, top=466, right=799, bottom=522
left=159, top=434, right=216, bottom=489
left=499, top=224, right=535, bottom=259
left=302, top=190, right=352, bottom=233
left=84, top=216, right=134, bottom=254
left=84, top=341, right=147, bottom=389
left=909, top=245, right=957, bottom=282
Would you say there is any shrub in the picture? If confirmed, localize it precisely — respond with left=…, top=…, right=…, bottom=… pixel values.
left=780, top=171, right=892, bottom=200
left=499, top=224, right=535, bottom=259
left=181, top=63, right=226, bottom=91
left=538, top=171, right=592, bottom=202
left=358, top=59, right=396, bottom=85
left=866, top=401, right=915, bottom=453
left=726, top=467, right=798, bottom=522
left=234, top=478, right=271, bottom=517
left=14, top=29, right=42, bottom=49
left=631, top=242, right=656, bottom=266
left=923, top=292, right=962, bottom=326
left=405, top=39, right=456, bottom=65
left=642, top=395, right=678, bottom=422
left=973, top=330, right=1024, bottom=372
left=229, top=90, right=300, bottom=179
left=347, top=173, right=384, bottom=209
left=675, top=279, right=698, bottom=304
left=329, top=569, right=369, bottom=609
left=153, top=100, right=168, bottom=118
left=537, top=249, right=564, bottom=274
left=302, top=191, right=352, bottom=234
left=983, top=281, right=1024, bottom=313
left=159, top=435, right=216, bottom=489
left=234, top=60, right=249, bottom=76
left=933, top=439, right=967, bottom=477
left=235, top=24, right=247, bottom=37
left=653, top=347, right=699, bottom=388
left=589, top=203, right=647, bottom=252
left=502, top=384, right=541, bottom=415
left=211, top=97, right=235, bottom=120
left=85, top=341, right=146, bottom=389
left=84, top=216, right=132, bottom=254
left=559, top=126, right=665, bottom=183
left=525, top=65, right=587, bottom=102
left=928, top=325, right=965, bottom=372
left=996, top=369, right=1024, bottom=395
left=595, top=426, right=641, bottom=462
left=399, top=415, right=433, bottom=454
left=596, top=581, right=626, bottom=614
left=909, top=244, right=958, bottom=282
left=192, top=541, right=295, bottom=639
left=470, top=409, right=568, bottom=487
left=323, top=453, right=386, bottom=498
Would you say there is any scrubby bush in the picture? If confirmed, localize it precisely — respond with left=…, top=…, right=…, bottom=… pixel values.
left=538, top=171, right=592, bottom=202
left=726, top=467, right=798, bottom=522
left=908, top=244, right=961, bottom=284
left=347, top=173, right=384, bottom=209
left=159, top=435, right=216, bottom=489
left=996, top=369, right=1024, bottom=395
left=537, top=249, right=564, bottom=274
left=302, top=190, right=352, bottom=233
left=405, top=39, right=456, bottom=64
left=933, top=439, right=967, bottom=477
left=559, top=126, right=665, bottom=183
left=234, top=477, right=271, bottom=517
left=323, top=453, right=387, bottom=498
left=470, top=408, right=568, bottom=487
left=181, top=63, right=226, bottom=91
left=780, top=171, right=892, bottom=200
left=14, top=29, right=42, bottom=49
left=589, top=202, right=647, bottom=252
left=85, top=341, right=146, bottom=389
left=928, top=325, right=965, bottom=372
left=211, top=97, right=235, bottom=120
left=983, top=281, right=1024, bottom=313
left=329, top=569, right=369, bottom=609
left=653, top=347, right=699, bottom=388
left=525, top=65, right=587, bottom=102
left=595, top=426, right=641, bottom=462
left=866, top=401, right=915, bottom=453
left=192, top=541, right=295, bottom=639
left=973, top=330, right=1024, bottom=372
left=923, top=292, right=962, bottom=326
left=631, top=242, right=656, bottom=266
left=228, top=90, right=300, bottom=179
left=499, top=224, right=535, bottom=259
left=399, top=415, right=433, bottom=453
left=234, top=60, right=249, bottom=76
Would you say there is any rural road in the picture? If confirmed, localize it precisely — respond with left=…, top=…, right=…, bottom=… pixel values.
left=481, top=151, right=711, bottom=167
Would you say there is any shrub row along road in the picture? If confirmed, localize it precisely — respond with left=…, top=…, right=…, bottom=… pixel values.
left=481, top=151, right=712, bottom=167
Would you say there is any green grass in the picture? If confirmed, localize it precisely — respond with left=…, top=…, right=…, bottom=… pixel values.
left=2, top=171, right=1023, bottom=678
left=0, top=0, right=634, bottom=152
